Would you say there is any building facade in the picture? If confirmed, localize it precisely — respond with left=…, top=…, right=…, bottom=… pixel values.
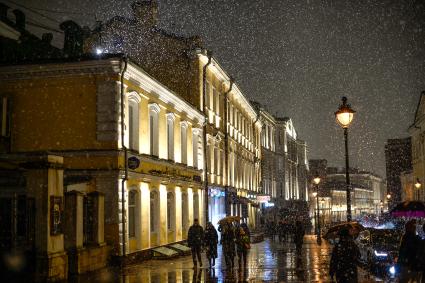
left=83, top=1, right=262, bottom=228
left=385, top=137, right=412, bottom=205
left=409, top=91, right=425, bottom=202
left=0, top=57, right=205, bottom=279
left=309, top=160, right=386, bottom=226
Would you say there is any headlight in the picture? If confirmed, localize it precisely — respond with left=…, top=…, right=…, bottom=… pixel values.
left=374, top=250, right=388, bottom=257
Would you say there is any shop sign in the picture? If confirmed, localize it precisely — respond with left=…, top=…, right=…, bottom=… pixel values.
left=256, top=195, right=271, bottom=203
left=209, top=188, right=225, bottom=198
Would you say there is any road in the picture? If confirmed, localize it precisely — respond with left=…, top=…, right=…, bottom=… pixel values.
left=78, top=235, right=384, bottom=282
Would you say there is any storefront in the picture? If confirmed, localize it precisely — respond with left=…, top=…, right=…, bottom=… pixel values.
left=208, top=187, right=226, bottom=231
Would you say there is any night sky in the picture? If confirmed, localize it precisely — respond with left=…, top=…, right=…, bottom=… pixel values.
left=9, top=0, right=425, bottom=177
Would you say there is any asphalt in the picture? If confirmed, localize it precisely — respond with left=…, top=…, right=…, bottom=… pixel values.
left=76, top=235, right=385, bottom=282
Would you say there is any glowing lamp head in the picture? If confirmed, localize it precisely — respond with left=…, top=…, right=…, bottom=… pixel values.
left=386, top=193, right=391, bottom=200
left=335, top=97, right=355, bottom=128
left=95, top=48, right=103, bottom=55
left=313, top=176, right=321, bottom=185
left=312, top=191, right=318, bottom=197
left=415, top=178, right=422, bottom=189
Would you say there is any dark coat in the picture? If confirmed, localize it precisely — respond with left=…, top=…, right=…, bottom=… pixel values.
left=294, top=223, right=305, bottom=246
left=188, top=224, right=204, bottom=248
left=204, top=226, right=218, bottom=259
left=330, top=237, right=361, bottom=283
left=398, top=232, right=421, bottom=271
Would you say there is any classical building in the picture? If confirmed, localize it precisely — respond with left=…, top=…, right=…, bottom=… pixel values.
left=385, top=137, right=412, bottom=205
left=0, top=53, right=205, bottom=280
left=309, top=160, right=386, bottom=225
left=83, top=0, right=262, bottom=228
left=409, top=91, right=425, bottom=202
left=275, top=118, right=309, bottom=215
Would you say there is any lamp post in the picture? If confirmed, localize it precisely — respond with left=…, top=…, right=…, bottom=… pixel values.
left=335, top=97, right=355, bottom=222
left=313, top=175, right=321, bottom=245
left=415, top=178, right=421, bottom=200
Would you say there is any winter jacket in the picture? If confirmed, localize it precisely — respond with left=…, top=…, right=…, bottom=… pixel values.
left=204, top=226, right=218, bottom=258
left=188, top=224, right=204, bottom=248
left=330, top=237, right=361, bottom=283
left=398, top=232, right=421, bottom=271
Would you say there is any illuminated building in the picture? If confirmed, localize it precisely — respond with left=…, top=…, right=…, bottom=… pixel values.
left=385, top=137, right=412, bottom=205
left=409, top=91, right=425, bottom=201
left=83, top=0, right=262, bottom=229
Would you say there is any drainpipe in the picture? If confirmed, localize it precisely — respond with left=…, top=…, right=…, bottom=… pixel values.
left=120, top=56, right=128, bottom=260
left=202, top=50, right=212, bottom=223
left=223, top=78, right=234, bottom=216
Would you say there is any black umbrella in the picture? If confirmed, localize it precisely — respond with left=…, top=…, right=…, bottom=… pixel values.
left=390, top=201, right=425, bottom=218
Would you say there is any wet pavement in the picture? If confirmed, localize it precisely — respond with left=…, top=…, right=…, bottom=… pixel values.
left=78, top=235, right=384, bottom=282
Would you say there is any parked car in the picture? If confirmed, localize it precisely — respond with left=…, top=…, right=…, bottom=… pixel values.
left=356, top=228, right=401, bottom=278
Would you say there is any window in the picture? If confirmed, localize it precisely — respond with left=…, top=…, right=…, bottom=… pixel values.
left=192, top=131, right=199, bottom=168
left=128, top=100, right=139, bottom=151
left=181, top=122, right=187, bottom=164
left=214, top=89, right=220, bottom=114
left=182, top=193, right=188, bottom=230
left=167, top=115, right=174, bottom=160
left=206, top=81, right=211, bottom=109
left=149, top=104, right=159, bottom=156
left=150, top=191, right=158, bottom=233
left=128, top=190, right=137, bottom=238
left=167, top=192, right=175, bottom=230
left=193, top=193, right=199, bottom=220
left=1, top=96, right=10, bottom=137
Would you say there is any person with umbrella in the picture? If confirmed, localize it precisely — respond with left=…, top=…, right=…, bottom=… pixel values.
left=329, top=226, right=362, bottom=283
left=218, top=219, right=236, bottom=271
left=235, top=226, right=250, bottom=269
left=204, top=222, right=218, bottom=269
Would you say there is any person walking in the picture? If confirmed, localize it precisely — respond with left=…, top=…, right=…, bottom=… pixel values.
left=398, top=219, right=421, bottom=283
left=204, top=222, right=218, bottom=269
left=329, top=226, right=361, bottom=283
left=218, top=221, right=236, bottom=271
left=294, top=220, right=305, bottom=255
left=235, top=226, right=250, bottom=269
left=420, top=223, right=425, bottom=283
left=188, top=218, right=204, bottom=269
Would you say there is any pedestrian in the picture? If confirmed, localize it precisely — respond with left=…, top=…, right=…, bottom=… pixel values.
left=329, top=226, right=361, bottom=283
left=240, top=222, right=251, bottom=238
left=187, top=218, right=204, bottom=269
left=235, top=226, right=250, bottom=269
left=397, top=219, right=421, bottom=283
left=294, top=220, right=305, bottom=255
left=204, top=222, right=218, bottom=269
left=218, top=221, right=236, bottom=271
left=278, top=221, right=285, bottom=243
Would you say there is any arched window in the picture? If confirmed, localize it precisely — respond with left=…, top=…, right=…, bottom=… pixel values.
left=181, top=192, right=188, bottom=231
left=150, top=191, right=159, bottom=233
left=193, top=192, right=199, bottom=220
left=128, top=190, right=137, bottom=238
left=149, top=104, right=160, bottom=156
left=128, top=100, right=139, bottom=151
left=180, top=122, right=188, bottom=164
left=167, top=192, right=175, bottom=231
left=167, top=114, right=174, bottom=160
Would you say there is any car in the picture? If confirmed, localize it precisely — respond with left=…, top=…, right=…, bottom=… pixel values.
left=356, top=228, right=401, bottom=278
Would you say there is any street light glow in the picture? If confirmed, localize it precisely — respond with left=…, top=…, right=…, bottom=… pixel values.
left=415, top=178, right=421, bottom=189
left=313, top=176, right=321, bottom=185
left=335, top=97, right=355, bottom=128
left=312, top=191, right=317, bottom=197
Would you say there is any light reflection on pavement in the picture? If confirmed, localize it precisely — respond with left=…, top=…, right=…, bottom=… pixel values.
left=78, top=235, right=384, bottom=282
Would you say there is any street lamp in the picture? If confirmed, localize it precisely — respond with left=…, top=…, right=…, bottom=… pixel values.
left=313, top=175, right=322, bottom=245
left=415, top=178, right=421, bottom=200
left=335, top=96, right=355, bottom=222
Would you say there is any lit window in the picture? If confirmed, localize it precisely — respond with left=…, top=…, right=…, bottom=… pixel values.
left=128, top=190, right=137, bottom=238
left=181, top=122, right=188, bottom=164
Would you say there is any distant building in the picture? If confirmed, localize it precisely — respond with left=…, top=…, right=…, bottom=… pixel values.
left=309, top=160, right=386, bottom=226
left=385, top=137, right=412, bottom=205
left=409, top=91, right=425, bottom=201
left=400, top=170, right=415, bottom=201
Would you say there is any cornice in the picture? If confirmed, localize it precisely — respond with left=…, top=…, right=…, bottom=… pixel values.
left=0, top=59, right=122, bottom=81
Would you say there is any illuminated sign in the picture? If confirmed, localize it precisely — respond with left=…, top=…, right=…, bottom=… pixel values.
left=256, top=195, right=271, bottom=203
